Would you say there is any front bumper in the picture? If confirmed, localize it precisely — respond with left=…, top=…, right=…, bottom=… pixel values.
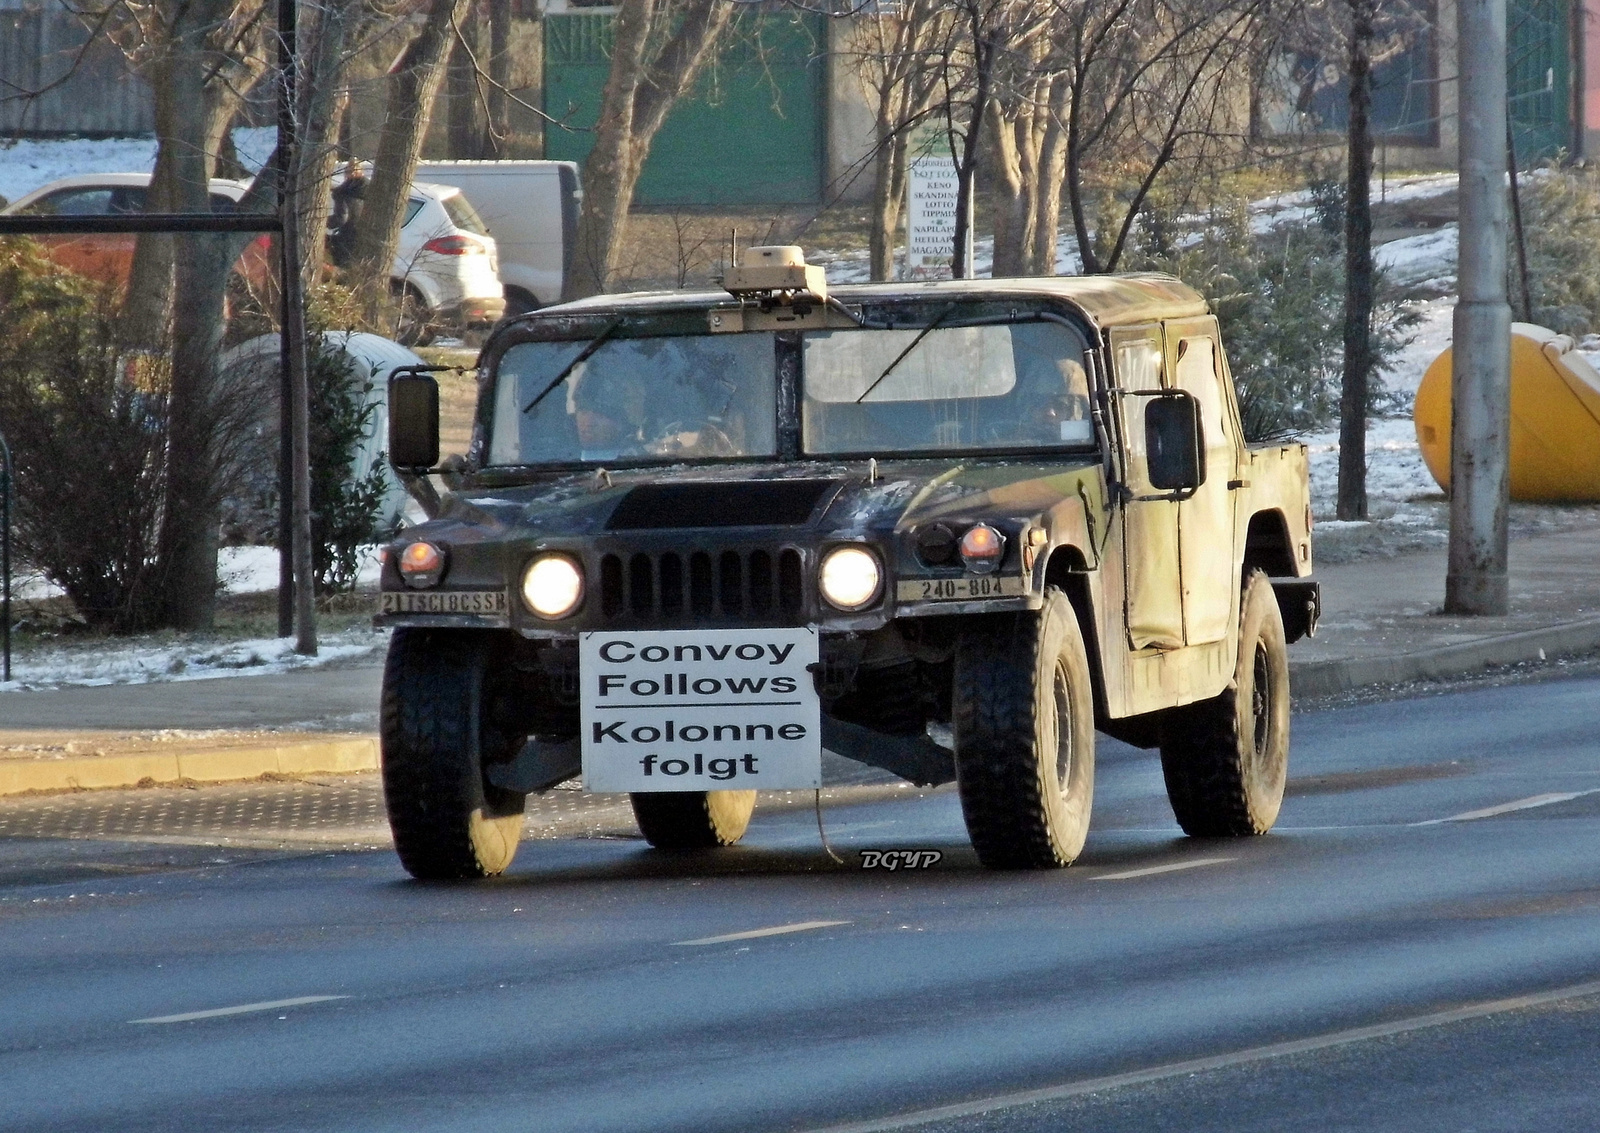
left=446, top=295, right=507, bottom=326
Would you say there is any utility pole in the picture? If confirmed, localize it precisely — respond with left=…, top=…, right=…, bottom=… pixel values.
left=1338, top=0, right=1377, bottom=521
left=1446, top=0, right=1511, bottom=615
left=277, top=0, right=318, bottom=654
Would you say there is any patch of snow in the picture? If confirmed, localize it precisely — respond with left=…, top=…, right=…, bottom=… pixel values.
left=0, top=625, right=388, bottom=693
left=0, top=126, right=273, bottom=208
left=1251, top=173, right=1455, bottom=233
left=15, top=546, right=383, bottom=604
left=1376, top=226, right=1458, bottom=288
left=0, top=136, right=159, bottom=205
left=231, top=126, right=276, bottom=175
left=1380, top=295, right=1455, bottom=403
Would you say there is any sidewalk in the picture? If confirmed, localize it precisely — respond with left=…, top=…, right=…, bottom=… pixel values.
left=1292, top=519, right=1600, bottom=695
left=2, top=519, right=1598, bottom=795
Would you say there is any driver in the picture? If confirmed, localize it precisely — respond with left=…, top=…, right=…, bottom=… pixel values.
left=1015, top=355, right=1093, bottom=444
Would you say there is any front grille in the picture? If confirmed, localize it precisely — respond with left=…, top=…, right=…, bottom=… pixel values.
left=597, top=547, right=805, bottom=624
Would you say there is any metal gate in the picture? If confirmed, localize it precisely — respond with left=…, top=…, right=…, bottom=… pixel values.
left=543, top=10, right=826, bottom=206
left=1508, top=0, right=1572, bottom=160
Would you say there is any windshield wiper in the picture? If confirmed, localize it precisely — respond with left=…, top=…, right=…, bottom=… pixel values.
left=854, top=302, right=959, bottom=404
left=522, top=316, right=624, bottom=415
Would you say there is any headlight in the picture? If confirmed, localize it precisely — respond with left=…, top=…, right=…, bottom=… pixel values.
left=959, top=524, right=1005, bottom=574
left=521, top=554, right=584, bottom=619
left=819, top=545, right=882, bottom=611
left=398, top=541, right=446, bottom=588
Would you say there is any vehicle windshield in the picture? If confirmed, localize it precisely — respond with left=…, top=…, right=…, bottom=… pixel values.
left=488, top=333, right=778, bottom=465
left=801, top=321, right=1094, bottom=454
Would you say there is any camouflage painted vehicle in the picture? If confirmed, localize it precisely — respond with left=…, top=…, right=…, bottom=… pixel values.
left=377, top=247, right=1318, bottom=879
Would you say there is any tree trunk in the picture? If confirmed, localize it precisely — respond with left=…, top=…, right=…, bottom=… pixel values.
left=448, top=3, right=488, bottom=158
left=296, top=0, right=362, bottom=282
left=1338, top=0, right=1375, bottom=522
left=350, top=0, right=468, bottom=328
left=157, top=76, right=249, bottom=629
left=564, top=0, right=732, bottom=300
left=869, top=122, right=909, bottom=281
left=487, top=0, right=511, bottom=156
left=1030, top=78, right=1070, bottom=275
left=986, top=99, right=1037, bottom=278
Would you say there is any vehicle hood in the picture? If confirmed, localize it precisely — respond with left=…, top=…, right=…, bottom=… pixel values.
left=414, top=457, right=1106, bottom=546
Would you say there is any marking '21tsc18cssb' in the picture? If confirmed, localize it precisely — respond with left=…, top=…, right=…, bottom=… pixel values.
left=375, top=245, right=1320, bottom=880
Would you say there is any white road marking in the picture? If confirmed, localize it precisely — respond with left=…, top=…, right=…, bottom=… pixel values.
left=1414, top=789, right=1600, bottom=826
left=130, top=995, right=348, bottom=1024
left=802, top=977, right=1600, bottom=1133
left=671, top=920, right=850, bottom=947
left=1091, top=857, right=1236, bottom=881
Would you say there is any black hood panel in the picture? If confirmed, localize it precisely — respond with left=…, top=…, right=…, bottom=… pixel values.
left=605, top=479, right=839, bottom=530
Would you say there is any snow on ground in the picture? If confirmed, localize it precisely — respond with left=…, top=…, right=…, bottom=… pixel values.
left=0, top=126, right=276, bottom=207
left=0, top=626, right=387, bottom=693
left=0, top=136, right=160, bottom=205
left=1250, top=172, right=1456, bottom=232
left=15, top=545, right=382, bottom=602
left=1376, top=225, right=1458, bottom=289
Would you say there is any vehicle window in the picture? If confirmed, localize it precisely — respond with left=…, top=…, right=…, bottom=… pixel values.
left=208, top=193, right=239, bottom=213
left=23, top=188, right=114, bottom=216
left=802, top=322, right=1094, bottom=454
left=489, top=333, right=778, bottom=465
left=107, top=187, right=146, bottom=214
left=440, top=192, right=488, bottom=236
left=402, top=198, right=425, bottom=227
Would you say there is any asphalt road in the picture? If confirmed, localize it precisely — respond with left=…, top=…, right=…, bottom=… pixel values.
left=3, top=675, right=1600, bottom=1132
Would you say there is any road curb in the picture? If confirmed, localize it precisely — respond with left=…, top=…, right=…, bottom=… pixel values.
left=1290, top=616, right=1600, bottom=698
left=0, top=736, right=379, bottom=797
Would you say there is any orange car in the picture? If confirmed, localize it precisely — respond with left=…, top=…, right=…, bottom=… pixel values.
left=1, top=172, right=272, bottom=289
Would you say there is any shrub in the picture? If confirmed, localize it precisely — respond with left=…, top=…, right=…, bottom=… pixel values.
left=1130, top=185, right=1417, bottom=440
left=306, top=339, right=391, bottom=598
left=1515, top=162, right=1600, bottom=336
left=0, top=238, right=168, bottom=632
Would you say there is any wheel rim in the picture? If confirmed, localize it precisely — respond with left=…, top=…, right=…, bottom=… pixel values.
left=1052, top=659, right=1073, bottom=796
left=1251, top=639, right=1270, bottom=760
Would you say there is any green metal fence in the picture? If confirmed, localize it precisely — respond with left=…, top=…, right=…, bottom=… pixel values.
left=1508, top=0, right=1572, bottom=161
left=543, top=11, right=826, bottom=206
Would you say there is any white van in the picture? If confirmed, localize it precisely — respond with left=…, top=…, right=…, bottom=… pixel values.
left=414, top=160, right=581, bottom=316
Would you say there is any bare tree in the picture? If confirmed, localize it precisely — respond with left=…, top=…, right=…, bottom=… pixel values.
left=1045, top=0, right=1273, bottom=275
left=349, top=0, right=470, bottom=328
left=837, top=1, right=953, bottom=280
left=563, top=0, right=734, bottom=300
left=88, top=0, right=269, bottom=347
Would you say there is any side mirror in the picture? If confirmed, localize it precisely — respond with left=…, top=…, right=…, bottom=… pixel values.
left=1145, top=392, right=1204, bottom=493
left=388, top=373, right=440, bottom=469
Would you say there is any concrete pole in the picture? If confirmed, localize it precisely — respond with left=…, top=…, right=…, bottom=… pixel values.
left=1446, top=0, right=1511, bottom=615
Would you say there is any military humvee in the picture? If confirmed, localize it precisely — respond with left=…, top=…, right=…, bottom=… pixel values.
left=377, top=246, right=1318, bottom=879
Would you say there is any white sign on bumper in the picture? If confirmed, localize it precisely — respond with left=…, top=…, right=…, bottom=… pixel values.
left=579, top=628, right=821, bottom=792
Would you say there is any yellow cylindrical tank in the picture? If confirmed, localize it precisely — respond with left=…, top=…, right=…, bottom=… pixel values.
left=1413, top=322, right=1600, bottom=501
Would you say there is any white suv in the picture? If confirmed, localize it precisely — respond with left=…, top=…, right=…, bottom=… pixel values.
left=389, top=180, right=505, bottom=345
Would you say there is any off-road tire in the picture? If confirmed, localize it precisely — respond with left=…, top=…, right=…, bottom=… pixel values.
left=1159, top=569, right=1290, bottom=837
left=953, top=587, right=1095, bottom=868
left=381, top=628, right=526, bottom=879
left=630, top=791, right=756, bottom=849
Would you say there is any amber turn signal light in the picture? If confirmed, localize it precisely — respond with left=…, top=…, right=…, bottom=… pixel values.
left=959, top=524, right=1005, bottom=575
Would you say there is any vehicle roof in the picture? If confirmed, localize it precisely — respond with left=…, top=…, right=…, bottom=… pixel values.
left=2, top=173, right=251, bottom=213
left=544, top=273, right=1211, bottom=332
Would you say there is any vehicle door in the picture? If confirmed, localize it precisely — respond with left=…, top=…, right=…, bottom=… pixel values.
left=1166, top=317, right=1241, bottom=645
left=19, top=187, right=130, bottom=283
left=1110, top=323, right=1184, bottom=650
